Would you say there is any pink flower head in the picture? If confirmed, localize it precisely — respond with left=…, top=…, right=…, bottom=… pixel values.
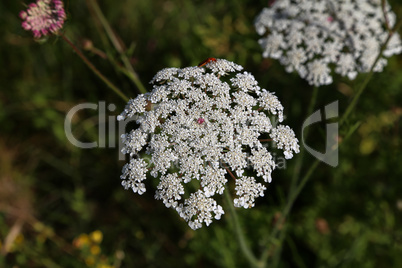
left=20, top=0, right=66, bottom=38
left=197, top=118, right=205, bottom=124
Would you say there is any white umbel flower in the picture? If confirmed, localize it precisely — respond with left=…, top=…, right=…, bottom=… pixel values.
left=118, top=58, right=299, bottom=230
left=234, top=176, right=267, bottom=209
left=255, top=0, right=402, bottom=86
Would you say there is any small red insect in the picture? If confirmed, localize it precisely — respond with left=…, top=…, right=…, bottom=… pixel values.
left=197, top=57, right=217, bottom=67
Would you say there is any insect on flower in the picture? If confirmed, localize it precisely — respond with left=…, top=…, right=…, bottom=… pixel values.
left=197, top=57, right=217, bottom=67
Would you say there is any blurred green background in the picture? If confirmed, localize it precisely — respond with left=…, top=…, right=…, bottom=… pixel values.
left=1, top=0, right=402, bottom=267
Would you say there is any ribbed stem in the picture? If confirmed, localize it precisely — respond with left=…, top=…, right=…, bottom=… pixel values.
left=61, top=34, right=129, bottom=102
left=224, top=190, right=263, bottom=268
left=261, top=18, right=402, bottom=266
left=86, top=0, right=147, bottom=94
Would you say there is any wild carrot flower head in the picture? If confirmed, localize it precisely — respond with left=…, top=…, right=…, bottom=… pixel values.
left=118, top=59, right=299, bottom=230
left=255, top=0, right=402, bottom=86
left=20, top=0, right=66, bottom=38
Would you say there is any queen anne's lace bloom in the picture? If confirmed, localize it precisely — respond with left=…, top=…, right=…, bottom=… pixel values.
left=255, top=0, right=402, bottom=86
left=20, top=0, right=66, bottom=38
left=118, top=59, right=299, bottom=229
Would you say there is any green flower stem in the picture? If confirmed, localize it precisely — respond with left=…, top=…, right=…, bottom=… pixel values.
left=261, top=19, right=402, bottom=266
left=260, top=159, right=320, bottom=264
left=289, top=85, right=319, bottom=195
left=382, top=0, right=391, bottom=32
left=61, top=34, right=129, bottom=102
left=270, top=220, right=289, bottom=268
left=224, top=189, right=263, bottom=268
left=86, top=0, right=147, bottom=94
left=84, top=1, right=133, bottom=88
left=267, top=85, right=319, bottom=265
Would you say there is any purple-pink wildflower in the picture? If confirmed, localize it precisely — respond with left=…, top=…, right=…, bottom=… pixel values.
left=197, top=118, right=205, bottom=124
left=20, top=0, right=66, bottom=38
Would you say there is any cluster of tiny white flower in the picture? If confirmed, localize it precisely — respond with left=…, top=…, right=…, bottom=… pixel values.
left=118, top=59, right=299, bottom=230
left=255, top=0, right=402, bottom=86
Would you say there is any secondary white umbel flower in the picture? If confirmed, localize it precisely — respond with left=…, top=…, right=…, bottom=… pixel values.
left=118, top=59, right=299, bottom=230
left=255, top=0, right=402, bottom=86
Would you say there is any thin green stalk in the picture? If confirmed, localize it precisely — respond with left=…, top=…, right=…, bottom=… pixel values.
left=262, top=86, right=319, bottom=265
left=84, top=2, right=137, bottom=89
left=270, top=224, right=288, bottom=268
left=261, top=19, right=402, bottom=265
left=224, top=189, right=262, bottom=268
left=283, top=236, right=308, bottom=268
left=86, top=0, right=147, bottom=94
left=264, top=86, right=319, bottom=266
left=260, top=160, right=320, bottom=264
left=61, top=34, right=129, bottom=102
left=289, top=86, right=319, bottom=195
